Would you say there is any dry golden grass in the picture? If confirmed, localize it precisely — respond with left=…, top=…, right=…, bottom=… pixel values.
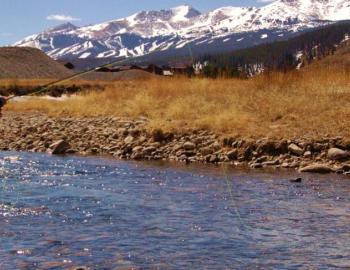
left=0, top=79, right=53, bottom=88
left=5, top=65, right=350, bottom=139
left=0, top=78, right=117, bottom=87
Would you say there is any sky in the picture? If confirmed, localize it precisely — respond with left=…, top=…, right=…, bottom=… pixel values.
left=0, top=0, right=273, bottom=46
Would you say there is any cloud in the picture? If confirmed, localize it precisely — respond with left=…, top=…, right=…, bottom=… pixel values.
left=257, top=0, right=276, bottom=2
left=47, top=14, right=81, bottom=22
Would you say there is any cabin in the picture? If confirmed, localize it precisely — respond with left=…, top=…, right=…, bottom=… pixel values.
left=169, top=64, right=194, bottom=76
left=144, top=64, right=163, bottom=75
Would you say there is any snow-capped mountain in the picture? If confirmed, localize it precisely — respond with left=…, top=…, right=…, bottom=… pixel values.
left=15, top=0, right=350, bottom=60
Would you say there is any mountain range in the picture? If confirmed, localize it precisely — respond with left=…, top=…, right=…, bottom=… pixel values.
left=15, top=0, right=350, bottom=61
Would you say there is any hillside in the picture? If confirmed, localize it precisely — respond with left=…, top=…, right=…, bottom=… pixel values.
left=0, top=47, right=74, bottom=79
left=305, top=38, right=350, bottom=71
left=195, top=21, right=350, bottom=77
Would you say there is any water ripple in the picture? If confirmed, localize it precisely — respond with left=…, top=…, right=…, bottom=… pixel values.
left=0, top=151, right=349, bottom=269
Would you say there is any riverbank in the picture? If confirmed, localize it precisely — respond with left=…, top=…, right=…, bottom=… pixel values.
left=1, top=112, right=349, bottom=176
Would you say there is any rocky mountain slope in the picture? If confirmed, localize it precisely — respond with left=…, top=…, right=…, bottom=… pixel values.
left=15, top=0, right=350, bottom=60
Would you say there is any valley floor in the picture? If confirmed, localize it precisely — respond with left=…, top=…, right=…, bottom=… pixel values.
left=5, top=68, right=350, bottom=138
left=1, top=68, right=349, bottom=175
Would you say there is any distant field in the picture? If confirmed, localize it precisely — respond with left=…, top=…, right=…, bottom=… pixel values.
left=0, top=78, right=112, bottom=96
left=6, top=62, right=349, bottom=139
left=0, top=69, right=161, bottom=96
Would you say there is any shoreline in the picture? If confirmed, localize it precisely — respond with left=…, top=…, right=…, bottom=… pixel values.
left=1, top=111, right=350, bottom=176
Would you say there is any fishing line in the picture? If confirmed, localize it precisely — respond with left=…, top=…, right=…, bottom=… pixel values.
left=6, top=56, right=130, bottom=100
left=221, top=165, right=246, bottom=230
left=5, top=34, right=201, bottom=101
left=6, top=45, right=170, bottom=101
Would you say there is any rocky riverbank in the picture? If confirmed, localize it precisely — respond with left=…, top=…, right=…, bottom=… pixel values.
left=1, top=112, right=350, bottom=175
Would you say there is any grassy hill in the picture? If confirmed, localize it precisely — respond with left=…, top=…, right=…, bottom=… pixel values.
left=0, top=47, right=73, bottom=80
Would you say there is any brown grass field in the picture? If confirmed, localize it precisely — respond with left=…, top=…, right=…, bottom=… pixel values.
left=3, top=42, right=350, bottom=139
left=4, top=65, right=349, bottom=139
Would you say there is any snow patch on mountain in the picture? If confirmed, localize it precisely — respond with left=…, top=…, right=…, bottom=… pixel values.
left=14, top=0, right=350, bottom=60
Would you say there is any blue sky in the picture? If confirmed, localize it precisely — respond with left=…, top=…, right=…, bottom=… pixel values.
left=0, top=0, right=272, bottom=46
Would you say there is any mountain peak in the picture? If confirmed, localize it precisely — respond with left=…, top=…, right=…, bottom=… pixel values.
left=15, top=0, right=349, bottom=60
left=170, top=5, right=201, bottom=22
left=49, top=22, right=78, bottom=32
left=170, top=5, right=201, bottom=20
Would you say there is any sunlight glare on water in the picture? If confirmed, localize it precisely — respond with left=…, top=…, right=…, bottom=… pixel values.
left=0, top=152, right=350, bottom=270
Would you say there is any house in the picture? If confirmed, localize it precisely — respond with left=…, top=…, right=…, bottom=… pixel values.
left=169, top=64, right=194, bottom=76
left=162, top=70, right=174, bottom=76
left=145, top=64, right=163, bottom=75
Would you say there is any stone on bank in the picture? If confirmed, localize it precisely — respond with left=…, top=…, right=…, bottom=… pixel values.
left=49, top=140, right=71, bottom=155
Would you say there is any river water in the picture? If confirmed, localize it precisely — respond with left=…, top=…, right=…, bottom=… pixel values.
left=0, top=152, right=349, bottom=270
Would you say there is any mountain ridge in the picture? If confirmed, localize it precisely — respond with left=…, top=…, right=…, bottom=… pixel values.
left=15, top=0, right=350, bottom=60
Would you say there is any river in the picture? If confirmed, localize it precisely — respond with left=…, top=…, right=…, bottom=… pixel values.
left=0, top=152, right=349, bottom=269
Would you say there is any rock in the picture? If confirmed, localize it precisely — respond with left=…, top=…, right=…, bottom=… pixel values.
left=124, top=136, right=135, bottom=144
left=255, top=156, right=268, bottom=163
left=256, top=140, right=288, bottom=155
left=303, top=151, right=312, bottom=158
left=183, top=142, right=196, bottom=151
left=49, top=140, right=70, bottom=155
left=312, top=143, right=327, bottom=152
left=172, top=144, right=182, bottom=153
left=117, top=128, right=128, bottom=136
left=131, top=151, right=144, bottom=160
left=108, top=146, right=119, bottom=152
left=211, top=142, right=221, bottom=151
left=226, top=150, right=238, bottom=160
left=238, top=146, right=254, bottom=161
left=132, top=146, right=143, bottom=153
left=69, top=267, right=88, bottom=270
left=129, top=128, right=141, bottom=137
left=262, top=159, right=280, bottom=166
left=151, top=129, right=165, bottom=142
left=184, top=151, right=196, bottom=157
left=340, top=163, right=350, bottom=172
left=138, top=136, right=147, bottom=144
left=327, top=148, right=349, bottom=161
left=281, top=162, right=291, bottom=168
left=208, top=155, right=219, bottom=163
left=289, top=161, right=300, bottom=168
left=142, top=146, right=157, bottom=155
left=289, top=178, right=302, bottom=183
left=299, top=164, right=333, bottom=174
left=250, top=163, right=263, bottom=169
left=200, top=147, right=213, bottom=156
left=223, top=137, right=235, bottom=147
left=288, top=143, right=304, bottom=156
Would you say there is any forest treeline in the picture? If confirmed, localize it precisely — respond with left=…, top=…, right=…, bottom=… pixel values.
left=196, top=21, right=350, bottom=78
